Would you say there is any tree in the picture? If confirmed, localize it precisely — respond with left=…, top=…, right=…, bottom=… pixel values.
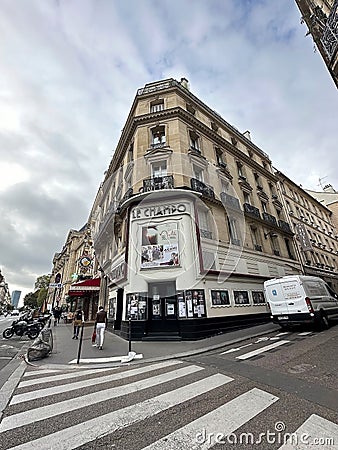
left=35, top=274, right=51, bottom=290
left=24, top=291, right=39, bottom=309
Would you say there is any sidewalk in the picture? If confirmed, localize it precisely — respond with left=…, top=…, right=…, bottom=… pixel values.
left=29, top=321, right=279, bottom=369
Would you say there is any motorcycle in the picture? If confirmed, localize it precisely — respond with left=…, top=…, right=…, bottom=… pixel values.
left=2, top=318, right=40, bottom=340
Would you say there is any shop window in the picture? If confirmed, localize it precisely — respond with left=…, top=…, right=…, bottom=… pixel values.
left=184, top=290, right=206, bottom=318
left=126, top=293, right=147, bottom=320
left=252, top=291, right=266, bottom=304
left=211, top=290, right=230, bottom=306
left=234, top=291, right=250, bottom=305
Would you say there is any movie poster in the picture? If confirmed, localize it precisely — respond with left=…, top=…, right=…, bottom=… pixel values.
left=141, top=223, right=179, bottom=269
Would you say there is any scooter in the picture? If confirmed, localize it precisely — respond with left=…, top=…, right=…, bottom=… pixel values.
left=2, top=319, right=40, bottom=340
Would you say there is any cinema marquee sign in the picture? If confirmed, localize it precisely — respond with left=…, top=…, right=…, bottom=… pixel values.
left=132, top=203, right=186, bottom=220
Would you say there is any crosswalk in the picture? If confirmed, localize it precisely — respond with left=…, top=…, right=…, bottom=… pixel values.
left=0, top=359, right=337, bottom=449
left=220, top=331, right=316, bottom=361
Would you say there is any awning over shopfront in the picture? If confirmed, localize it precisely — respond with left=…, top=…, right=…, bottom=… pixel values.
left=68, top=278, right=101, bottom=297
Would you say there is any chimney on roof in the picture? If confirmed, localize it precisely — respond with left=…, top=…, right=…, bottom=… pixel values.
left=180, top=77, right=190, bottom=90
left=243, top=130, right=251, bottom=141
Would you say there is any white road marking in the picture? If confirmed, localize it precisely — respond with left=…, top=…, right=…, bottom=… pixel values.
left=6, top=374, right=231, bottom=450
left=297, top=332, right=313, bottom=336
left=1, top=365, right=211, bottom=432
left=275, top=332, right=289, bottom=336
left=278, top=414, right=338, bottom=449
left=236, top=340, right=290, bottom=360
left=220, top=343, right=253, bottom=354
left=20, top=366, right=136, bottom=388
left=23, top=369, right=63, bottom=378
left=11, top=360, right=183, bottom=404
left=142, top=388, right=279, bottom=450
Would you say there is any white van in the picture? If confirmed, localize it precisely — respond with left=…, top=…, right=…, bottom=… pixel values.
left=264, top=275, right=338, bottom=330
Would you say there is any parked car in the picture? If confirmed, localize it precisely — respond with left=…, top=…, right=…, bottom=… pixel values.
left=264, top=275, right=338, bottom=330
left=10, top=309, right=20, bottom=316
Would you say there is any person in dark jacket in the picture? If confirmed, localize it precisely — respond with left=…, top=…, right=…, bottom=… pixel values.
left=72, top=308, right=84, bottom=339
left=95, top=306, right=107, bottom=350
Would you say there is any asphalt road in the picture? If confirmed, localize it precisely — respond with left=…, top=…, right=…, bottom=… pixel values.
left=0, top=323, right=337, bottom=449
left=0, top=315, right=31, bottom=386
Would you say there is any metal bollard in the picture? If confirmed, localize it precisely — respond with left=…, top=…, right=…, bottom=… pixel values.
left=76, top=324, right=84, bottom=364
left=128, top=317, right=132, bottom=353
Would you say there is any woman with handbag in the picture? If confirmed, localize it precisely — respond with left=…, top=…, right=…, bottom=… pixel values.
left=94, top=306, right=107, bottom=350
left=72, top=307, right=84, bottom=339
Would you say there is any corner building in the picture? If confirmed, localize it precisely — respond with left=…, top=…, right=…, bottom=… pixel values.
left=90, top=78, right=300, bottom=340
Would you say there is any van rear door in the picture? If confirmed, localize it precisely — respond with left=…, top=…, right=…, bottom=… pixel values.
left=264, top=280, right=290, bottom=318
left=281, top=279, right=308, bottom=316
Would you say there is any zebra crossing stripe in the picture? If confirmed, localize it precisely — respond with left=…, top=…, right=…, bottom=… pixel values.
left=220, top=343, right=253, bottom=354
left=142, top=388, right=279, bottom=450
left=275, top=332, right=289, bottom=337
left=297, top=332, right=313, bottom=336
left=278, top=414, right=338, bottom=449
left=6, top=373, right=231, bottom=450
left=23, top=369, right=62, bottom=378
left=236, top=340, right=290, bottom=360
left=10, top=360, right=183, bottom=405
left=18, top=362, right=177, bottom=388
left=0, top=365, right=213, bottom=432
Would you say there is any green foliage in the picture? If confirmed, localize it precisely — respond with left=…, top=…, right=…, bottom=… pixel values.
left=35, top=274, right=51, bottom=290
left=24, top=291, right=39, bottom=309
left=37, top=287, right=48, bottom=307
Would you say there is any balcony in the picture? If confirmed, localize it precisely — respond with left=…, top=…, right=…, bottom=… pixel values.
left=119, top=188, right=133, bottom=205
left=243, top=203, right=261, bottom=219
left=262, top=212, right=278, bottom=226
left=200, top=229, right=213, bottom=239
left=278, top=220, right=292, bottom=233
left=220, top=192, right=241, bottom=211
left=150, top=142, right=167, bottom=150
left=191, top=178, right=215, bottom=199
left=143, top=175, right=174, bottom=192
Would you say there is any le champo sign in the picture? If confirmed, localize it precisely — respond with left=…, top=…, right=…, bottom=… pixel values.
left=132, top=203, right=186, bottom=220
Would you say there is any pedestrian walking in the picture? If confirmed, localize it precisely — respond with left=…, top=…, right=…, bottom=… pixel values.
left=72, top=307, right=84, bottom=339
left=94, top=306, right=107, bottom=350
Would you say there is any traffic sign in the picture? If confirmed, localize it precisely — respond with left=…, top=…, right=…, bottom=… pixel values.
left=49, top=283, right=63, bottom=288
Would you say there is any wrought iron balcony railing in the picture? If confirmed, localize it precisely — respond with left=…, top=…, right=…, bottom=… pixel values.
left=191, top=178, right=215, bottom=199
left=220, top=192, right=241, bottom=211
left=200, top=229, right=213, bottom=239
left=243, top=203, right=261, bottom=219
left=143, top=175, right=174, bottom=192
left=278, top=219, right=292, bottom=233
left=262, top=212, right=278, bottom=226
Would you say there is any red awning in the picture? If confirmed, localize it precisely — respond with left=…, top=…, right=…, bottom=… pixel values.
left=68, top=278, right=101, bottom=296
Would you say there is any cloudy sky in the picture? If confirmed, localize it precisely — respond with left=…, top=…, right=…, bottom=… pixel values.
left=0, top=0, right=337, bottom=301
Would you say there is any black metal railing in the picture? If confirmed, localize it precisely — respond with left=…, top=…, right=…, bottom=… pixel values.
left=191, top=178, right=215, bottom=199
left=262, top=212, right=278, bottom=226
left=243, top=203, right=261, bottom=219
left=143, top=175, right=174, bottom=192
left=278, top=220, right=292, bottom=233
left=220, top=192, right=241, bottom=211
left=200, top=229, right=213, bottom=239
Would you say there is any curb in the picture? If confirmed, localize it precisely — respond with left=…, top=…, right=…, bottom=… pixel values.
left=28, top=325, right=280, bottom=371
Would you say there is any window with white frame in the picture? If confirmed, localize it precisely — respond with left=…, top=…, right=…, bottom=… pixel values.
left=228, top=216, right=240, bottom=245
left=261, top=201, right=267, bottom=213
left=151, top=126, right=166, bottom=146
left=193, top=164, right=204, bottom=182
left=237, top=162, right=245, bottom=179
left=198, top=207, right=213, bottom=239
left=215, top=147, right=226, bottom=167
left=243, top=191, right=250, bottom=204
left=189, top=130, right=200, bottom=152
left=150, top=99, right=164, bottom=113
left=151, top=160, right=167, bottom=178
